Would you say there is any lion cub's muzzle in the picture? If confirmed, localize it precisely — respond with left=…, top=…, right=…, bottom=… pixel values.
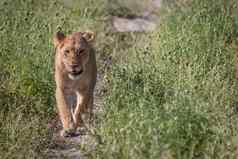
left=68, top=64, right=83, bottom=80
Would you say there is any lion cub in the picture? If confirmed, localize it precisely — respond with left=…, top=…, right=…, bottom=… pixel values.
left=53, top=31, right=97, bottom=137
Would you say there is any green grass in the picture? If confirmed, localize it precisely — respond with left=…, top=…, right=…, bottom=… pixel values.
left=0, top=0, right=106, bottom=158
left=93, top=0, right=238, bottom=158
left=1, top=0, right=238, bottom=158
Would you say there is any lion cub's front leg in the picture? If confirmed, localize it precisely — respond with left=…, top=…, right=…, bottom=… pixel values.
left=73, top=92, right=93, bottom=128
left=56, top=88, right=76, bottom=137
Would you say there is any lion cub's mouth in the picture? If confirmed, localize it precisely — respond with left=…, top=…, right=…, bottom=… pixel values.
left=68, top=70, right=83, bottom=80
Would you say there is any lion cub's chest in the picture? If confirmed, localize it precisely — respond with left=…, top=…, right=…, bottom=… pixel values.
left=63, top=73, right=89, bottom=90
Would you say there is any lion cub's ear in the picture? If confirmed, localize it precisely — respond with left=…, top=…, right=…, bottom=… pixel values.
left=82, top=31, right=95, bottom=43
left=53, top=31, right=65, bottom=47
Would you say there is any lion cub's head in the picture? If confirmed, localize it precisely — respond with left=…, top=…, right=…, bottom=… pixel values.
left=53, top=31, right=95, bottom=80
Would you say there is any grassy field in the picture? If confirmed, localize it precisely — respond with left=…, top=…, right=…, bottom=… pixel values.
left=93, top=0, right=238, bottom=159
left=0, top=0, right=238, bottom=158
left=0, top=0, right=107, bottom=158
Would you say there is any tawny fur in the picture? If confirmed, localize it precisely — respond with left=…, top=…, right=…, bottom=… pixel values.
left=53, top=31, right=97, bottom=135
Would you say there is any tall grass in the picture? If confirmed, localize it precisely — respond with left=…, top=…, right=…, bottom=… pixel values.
left=0, top=0, right=106, bottom=158
left=94, top=0, right=238, bottom=158
left=1, top=0, right=238, bottom=158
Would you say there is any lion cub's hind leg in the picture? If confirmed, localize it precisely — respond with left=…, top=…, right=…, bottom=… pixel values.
left=87, top=95, right=94, bottom=125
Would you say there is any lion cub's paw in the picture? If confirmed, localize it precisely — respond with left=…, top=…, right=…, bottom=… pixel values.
left=60, top=128, right=76, bottom=138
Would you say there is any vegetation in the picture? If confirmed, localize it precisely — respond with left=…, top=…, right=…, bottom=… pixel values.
left=93, top=0, right=238, bottom=158
left=0, top=0, right=238, bottom=158
left=0, top=0, right=106, bottom=158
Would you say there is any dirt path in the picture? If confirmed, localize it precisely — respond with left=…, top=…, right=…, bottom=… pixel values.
left=46, top=1, right=163, bottom=157
left=112, top=0, right=162, bottom=32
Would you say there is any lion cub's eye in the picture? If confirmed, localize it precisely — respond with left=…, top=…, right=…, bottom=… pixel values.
left=64, top=49, right=70, bottom=56
left=77, top=49, right=85, bottom=56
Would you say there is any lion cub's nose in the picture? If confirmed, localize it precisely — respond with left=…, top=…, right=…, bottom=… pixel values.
left=71, top=64, right=78, bottom=69
left=70, top=64, right=79, bottom=73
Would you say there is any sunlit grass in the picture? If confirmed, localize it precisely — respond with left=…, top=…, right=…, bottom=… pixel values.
left=93, top=0, right=238, bottom=158
left=0, top=0, right=106, bottom=158
left=1, top=0, right=238, bottom=158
